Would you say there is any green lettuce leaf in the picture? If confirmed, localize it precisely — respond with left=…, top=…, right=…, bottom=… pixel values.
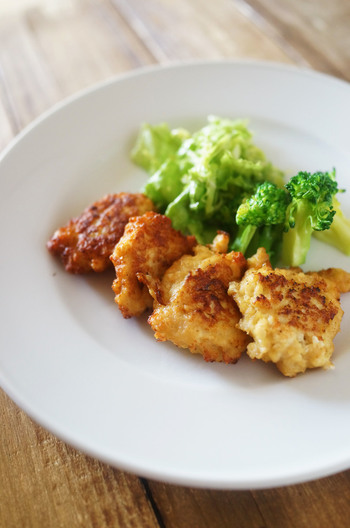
left=131, top=116, right=284, bottom=243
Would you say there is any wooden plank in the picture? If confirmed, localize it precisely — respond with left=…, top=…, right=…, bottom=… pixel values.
left=0, top=390, right=160, bottom=528
left=24, top=0, right=156, bottom=96
left=0, top=91, right=15, bottom=152
left=146, top=471, right=350, bottom=528
left=111, top=0, right=295, bottom=64
left=0, top=14, right=61, bottom=131
left=146, top=480, right=266, bottom=528
left=0, top=0, right=156, bottom=133
left=251, top=472, right=350, bottom=528
left=237, top=0, right=350, bottom=80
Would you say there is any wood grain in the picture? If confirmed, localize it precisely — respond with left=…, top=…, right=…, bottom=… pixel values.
left=24, top=0, right=156, bottom=93
left=145, top=481, right=266, bottom=528
left=0, top=95, right=15, bottom=152
left=145, top=471, right=350, bottom=528
left=0, top=390, right=159, bottom=528
left=252, top=472, right=350, bottom=528
left=0, top=12, right=61, bottom=131
left=0, top=0, right=155, bottom=132
left=1, top=0, right=350, bottom=527
left=239, top=0, right=350, bottom=80
left=111, top=0, right=294, bottom=63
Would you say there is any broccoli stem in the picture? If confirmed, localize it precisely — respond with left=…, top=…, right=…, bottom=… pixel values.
left=249, top=225, right=283, bottom=267
left=313, top=203, right=350, bottom=255
left=282, top=201, right=313, bottom=266
left=231, top=224, right=257, bottom=254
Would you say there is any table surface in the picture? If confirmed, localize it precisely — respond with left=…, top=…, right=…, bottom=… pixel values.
left=1, top=0, right=350, bottom=526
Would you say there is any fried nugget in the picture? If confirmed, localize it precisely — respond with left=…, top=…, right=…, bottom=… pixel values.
left=110, top=211, right=196, bottom=318
left=47, top=193, right=154, bottom=273
left=306, top=268, right=350, bottom=294
left=140, top=244, right=250, bottom=363
left=228, top=248, right=347, bottom=377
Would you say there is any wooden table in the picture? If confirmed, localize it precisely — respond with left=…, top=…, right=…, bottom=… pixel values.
left=1, top=1, right=350, bottom=526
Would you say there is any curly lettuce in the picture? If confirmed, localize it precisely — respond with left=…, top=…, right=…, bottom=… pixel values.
left=131, top=116, right=284, bottom=244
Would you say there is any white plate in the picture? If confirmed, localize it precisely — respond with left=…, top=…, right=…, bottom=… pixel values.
left=1, top=60, right=350, bottom=490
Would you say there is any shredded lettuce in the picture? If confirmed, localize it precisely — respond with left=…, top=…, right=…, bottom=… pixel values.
left=131, top=116, right=284, bottom=244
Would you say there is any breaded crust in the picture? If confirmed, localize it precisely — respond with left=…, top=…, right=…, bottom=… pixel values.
left=110, top=211, right=197, bottom=318
left=47, top=193, right=154, bottom=273
left=306, top=268, right=350, bottom=294
left=142, top=245, right=250, bottom=363
left=229, top=249, right=344, bottom=376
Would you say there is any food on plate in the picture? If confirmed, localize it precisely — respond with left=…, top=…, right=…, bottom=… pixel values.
left=47, top=192, right=154, bottom=273
left=307, top=267, right=350, bottom=293
left=281, top=169, right=340, bottom=266
left=231, top=180, right=289, bottom=266
left=228, top=248, right=350, bottom=377
left=46, top=116, right=350, bottom=377
left=139, top=240, right=250, bottom=363
left=131, top=116, right=284, bottom=248
left=232, top=168, right=350, bottom=267
left=110, top=211, right=196, bottom=318
left=313, top=195, right=350, bottom=256
left=132, top=117, right=350, bottom=266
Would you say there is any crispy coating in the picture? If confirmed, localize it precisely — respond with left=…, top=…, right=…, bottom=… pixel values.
left=110, top=211, right=196, bottom=318
left=140, top=244, right=250, bottom=363
left=306, top=268, right=350, bottom=294
left=209, top=231, right=230, bottom=253
left=47, top=193, right=154, bottom=273
left=228, top=248, right=346, bottom=377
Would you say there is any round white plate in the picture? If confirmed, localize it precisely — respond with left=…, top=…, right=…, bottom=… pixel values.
left=1, top=61, right=350, bottom=490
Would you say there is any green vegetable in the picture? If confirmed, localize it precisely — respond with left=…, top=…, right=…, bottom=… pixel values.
left=132, top=116, right=284, bottom=243
left=143, top=159, right=187, bottom=210
left=130, top=122, right=189, bottom=174
left=282, top=169, right=339, bottom=266
left=131, top=117, right=350, bottom=267
left=313, top=196, right=350, bottom=255
left=232, top=181, right=290, bottom=264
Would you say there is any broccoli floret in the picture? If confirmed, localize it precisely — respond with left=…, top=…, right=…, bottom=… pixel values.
left=282, top=170, right=338, bottom=266
left=231, top=181, right=290, bottom=263
left=236, top=181, right=289, bottom=225
left=313, top=196, right=350, bottom=255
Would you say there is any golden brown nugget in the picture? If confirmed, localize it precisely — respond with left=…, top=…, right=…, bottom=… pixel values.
left=229, top=248, right=347, bottom=377
left=141, top=244, right=249, bottom=363
left=47, top=193, right=154, bottom=273
left=110, top=211, right=196, bottom=318
left=306, top=268, right=350, bottom=294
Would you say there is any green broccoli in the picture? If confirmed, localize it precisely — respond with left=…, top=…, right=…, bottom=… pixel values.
left=282, top=170, right=339, bottom=266
left=231, top=181, right=290, bottom=264
left=313, top=195, right=350, bottom=255
left=131, top=119, right=350, bottom=267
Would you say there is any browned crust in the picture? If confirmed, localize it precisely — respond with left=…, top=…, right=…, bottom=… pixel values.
left=255, top=271, right=339, bottom=333
left=146, top=248, right=250, bottom=363
left=110, top=211, right=197, bottom=318
left=47, top=193, right=154, bottom=273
